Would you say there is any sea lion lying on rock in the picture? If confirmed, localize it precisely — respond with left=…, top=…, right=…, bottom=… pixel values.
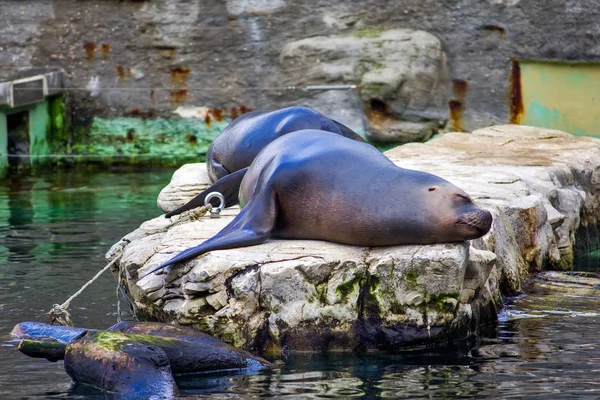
left=147, top=130, right=493, bottom=277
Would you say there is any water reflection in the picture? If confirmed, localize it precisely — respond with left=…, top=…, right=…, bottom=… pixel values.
left=5, top=169, right=36, bottom=262
left=1, top=167, right=600, bottom=399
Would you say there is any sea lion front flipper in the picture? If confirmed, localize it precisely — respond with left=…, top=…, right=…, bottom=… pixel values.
left=165, top=168, right=248, bottom=218
left=144, top=188, right=277, bottom=278
left=207, top=152, right=231, bottom=182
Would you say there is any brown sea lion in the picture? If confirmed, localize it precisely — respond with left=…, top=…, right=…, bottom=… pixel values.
left=146, top=130, right=492, bottom=276
left=165, top=106, right=364, bottom=218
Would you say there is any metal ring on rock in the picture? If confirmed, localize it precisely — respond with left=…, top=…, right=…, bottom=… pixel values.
left=205, top=192, right=225, bottom=218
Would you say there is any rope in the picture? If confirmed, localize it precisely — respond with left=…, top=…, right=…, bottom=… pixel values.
left=166, top=203, right=212, bottom=227
left=49, top=254, right=122, bottom=326
left=116, top=262, right=124, bottom=323
left=48, top=202, right=215, bottom=326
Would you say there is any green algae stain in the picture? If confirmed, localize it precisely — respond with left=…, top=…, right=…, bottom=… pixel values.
left=47, top=95, right=69, bottom=153
left=361, top=275, right=382, bottom=321
left=72, top=117, right=230, bottom=163
left=335, top=277, right=362, bottom=303
left=352, top=29, right=385, bottom=38
left=404, top=269, right=420, bottom=290
left=389, top=301, right=407, bottom=315
left=426, top=292, right=459, bottom=314
left=93, top=331, right=178, bottom=351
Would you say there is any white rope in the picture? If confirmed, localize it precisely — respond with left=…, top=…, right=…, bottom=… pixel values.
left=49, top=254, right=122, bottom=326
left=48, top=201, right=217, bottom=326
left=166, top=204, right=212, bottom=228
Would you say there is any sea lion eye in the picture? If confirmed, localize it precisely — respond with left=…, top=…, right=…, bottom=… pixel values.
left=455, top=193, right=471, bottom=203
left=428, top=187, right=436, bottom=192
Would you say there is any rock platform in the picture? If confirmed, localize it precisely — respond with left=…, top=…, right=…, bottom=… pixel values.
left=108, top=125, right=600, bottom=352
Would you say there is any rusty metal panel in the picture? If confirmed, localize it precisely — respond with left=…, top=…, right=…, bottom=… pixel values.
left=519, top=61, right=600, bottom=136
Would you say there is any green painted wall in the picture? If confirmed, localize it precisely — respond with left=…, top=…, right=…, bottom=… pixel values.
left=520, top=62, right=600, bottom=136
left=28, top=100, right=51, bottom=163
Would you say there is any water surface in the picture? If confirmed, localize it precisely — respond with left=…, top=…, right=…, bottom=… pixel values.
left=1, top=167, right=599, bottom=399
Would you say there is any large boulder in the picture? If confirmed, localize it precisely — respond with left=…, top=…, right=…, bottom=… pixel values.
left=278, top=29, right=448, bottom=143
left=109, top=125, right=600, bottom=352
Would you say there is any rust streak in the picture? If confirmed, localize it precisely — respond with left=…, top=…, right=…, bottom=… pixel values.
left=83, top=42, right=96, bottom=63
left=448, top=99, right=463, bottom=132
left=116, top=65, right=125, bottom=80
left=100, top=43, right=112, bottom=59
left=171, top=66, right=190, bottom=87
left=239, top=104, right=252, bottom=114
left=210, top=108, right=224, bottom=122
left=452, top=79, right=468, bottom=101
left=169, top=89, right=188, bottom=106
left=509, top=60, right=524, bottom=124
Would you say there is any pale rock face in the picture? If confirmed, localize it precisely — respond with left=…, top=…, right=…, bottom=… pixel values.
left=110, top=125, right=600, bottom=352
left=279, top=29, right=448, bottom=144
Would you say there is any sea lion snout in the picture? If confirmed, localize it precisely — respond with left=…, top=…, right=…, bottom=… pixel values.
left=455, top=208, right=493, bottom=239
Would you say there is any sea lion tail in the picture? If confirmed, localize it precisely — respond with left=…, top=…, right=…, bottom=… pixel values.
left=143, top=188, right=277, bottom=279
left=165, top=168, right=248, bottom=218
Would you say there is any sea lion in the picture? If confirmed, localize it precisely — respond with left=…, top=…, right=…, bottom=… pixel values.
left=165, top=106, right=364, bottom=218
left=146, top=130, right=492, bottom=277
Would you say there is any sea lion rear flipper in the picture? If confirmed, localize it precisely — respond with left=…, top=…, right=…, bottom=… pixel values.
left=144, top=188, right=277, bottom=278
left=165, top=168, right=248, bottom=218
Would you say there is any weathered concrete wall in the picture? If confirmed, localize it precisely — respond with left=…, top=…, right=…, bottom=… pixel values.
left=0, top=113, right=7, bottom=173
left=1, top=0, right=600, bottom=133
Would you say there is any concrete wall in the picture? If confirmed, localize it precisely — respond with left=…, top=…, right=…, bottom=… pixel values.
left=0, top=112, right=7, bottom=173
left=1, top=0, right=599, bottom=134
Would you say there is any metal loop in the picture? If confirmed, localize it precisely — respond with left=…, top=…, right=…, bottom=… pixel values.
left=205, top=192, right=225, bottom=218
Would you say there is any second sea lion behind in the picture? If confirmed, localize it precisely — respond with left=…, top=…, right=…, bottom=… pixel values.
left=165, top=106, right=364, bottom=218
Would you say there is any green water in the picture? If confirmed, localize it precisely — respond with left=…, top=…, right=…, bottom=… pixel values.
left=0, top=166, right=176, bottom=398
left=1, top=167, right=600, bottom=399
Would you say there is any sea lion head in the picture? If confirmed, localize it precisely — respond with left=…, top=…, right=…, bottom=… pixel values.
left=422, top=181, right=493, bottom=242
